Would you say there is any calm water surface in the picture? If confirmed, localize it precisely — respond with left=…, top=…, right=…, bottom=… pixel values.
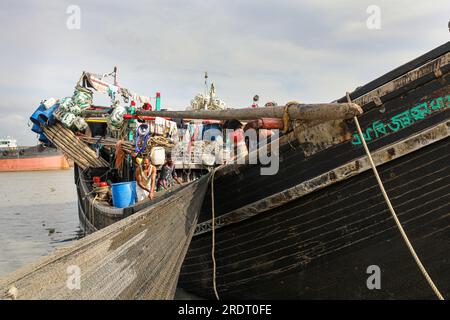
left=0, top=169, right=82, bottom=277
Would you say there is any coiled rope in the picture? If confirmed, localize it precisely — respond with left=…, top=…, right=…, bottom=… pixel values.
left=135, top=124, right=150, bottom=154
left=347, top=92, right=444, bottom=300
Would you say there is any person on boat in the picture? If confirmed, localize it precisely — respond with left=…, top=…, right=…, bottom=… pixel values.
left=157, top=157, right=182, bottom=190
left=251, top=94, right=259, bottom=108
left=142, top=102, right=152, bottom=111
left=224, top=120, right=248, bottom=159
left=136, top=157, right=156, bottom=200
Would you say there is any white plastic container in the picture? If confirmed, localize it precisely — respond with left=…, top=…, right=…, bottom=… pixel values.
left=150, top=147, right=165, bottom=165
left=202, top=153, right=216, bottom=166
left=43, top=98, right=57, bottom=109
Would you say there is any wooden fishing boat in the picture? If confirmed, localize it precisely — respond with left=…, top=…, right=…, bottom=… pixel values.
left=73, top=42, right=450, bottom=299
left=175, top=42, right=450, bottom=299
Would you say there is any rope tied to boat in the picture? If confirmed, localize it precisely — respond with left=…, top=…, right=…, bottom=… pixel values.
left=283, top=101, right=299, bottom=133
left=211, top=167, right=220, bottom=300
left=283, top=105, right=290, bottom=133
left=346, top=92, right=444, bottom=300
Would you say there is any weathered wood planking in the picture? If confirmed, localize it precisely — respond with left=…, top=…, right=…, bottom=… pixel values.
left=0, top=175, right=210, bottom=300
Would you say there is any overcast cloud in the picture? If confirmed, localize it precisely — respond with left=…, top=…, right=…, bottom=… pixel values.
left=0, top=0, right=448, bottom=144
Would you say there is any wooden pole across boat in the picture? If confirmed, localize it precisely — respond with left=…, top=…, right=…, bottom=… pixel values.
left=82, top=103, right=363, bottom=121
left=135, top=103, right=363, bottom=121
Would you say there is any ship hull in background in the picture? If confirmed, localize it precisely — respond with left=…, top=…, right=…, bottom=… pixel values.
left=0, top=146, right=70, bottom=172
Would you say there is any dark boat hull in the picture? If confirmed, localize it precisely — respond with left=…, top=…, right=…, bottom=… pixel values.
left=77, top=42, right=450, bottom=299
left=179, top=135, right=450, bottom=299
left=178, top=42, right=450, bottom=299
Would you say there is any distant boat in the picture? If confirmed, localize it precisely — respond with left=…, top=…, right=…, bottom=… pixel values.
left=0, top=137, right=70, bottom=172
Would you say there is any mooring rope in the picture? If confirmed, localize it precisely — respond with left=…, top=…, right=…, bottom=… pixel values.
left=209, top=150, right=241, bottom=300
left=347, top=93, right=444, bottom=300
left=210, top=168, right=220, bottom=300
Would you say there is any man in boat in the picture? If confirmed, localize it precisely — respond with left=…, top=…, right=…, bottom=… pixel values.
left=136, top=157, right=157, bottom=200
left=157, top=156, right=182, bottom=190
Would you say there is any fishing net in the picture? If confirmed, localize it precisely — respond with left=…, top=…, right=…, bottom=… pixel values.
left=0, top=174, right=211, bottom=300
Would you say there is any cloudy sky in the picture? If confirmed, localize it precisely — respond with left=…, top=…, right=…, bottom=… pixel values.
left=0, top=0, right=448, bottom=145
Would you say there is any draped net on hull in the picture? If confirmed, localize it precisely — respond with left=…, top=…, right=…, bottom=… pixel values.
left=0, top=174, right=211, bottom=300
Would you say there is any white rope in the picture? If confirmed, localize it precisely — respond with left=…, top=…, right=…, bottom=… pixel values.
left=210, top=168, right=220, bottom=300
left=348, top=93, right=444, bottom=300
left=208, top=154, right=238, bottom=300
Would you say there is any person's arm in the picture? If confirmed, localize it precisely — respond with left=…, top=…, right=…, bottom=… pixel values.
left=162, top=179, right=168, bottom=190
left=174, top=177, right=182, bottom=185
left=135, top=168, right=142, bottom=188
left=172, top=166, right=182, bottom=185
left=149, top=166, right=157, bottom=199
left=159, top=165, right=169, bottom=190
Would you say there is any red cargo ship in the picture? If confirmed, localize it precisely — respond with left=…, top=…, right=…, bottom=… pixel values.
left=0, top=138, right=70, bottom=172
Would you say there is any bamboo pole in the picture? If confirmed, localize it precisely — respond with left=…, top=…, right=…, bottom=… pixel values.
left=50, top=123, right=98, bottom=159
left=46, top=124, right=108, bottom=166
left=44, top=127, right=107, bottom=168
left=43, top=131, right=90, bottom=170
left=43, top=130, right=92, bottom=169
left=45, top=128, right=103, bottom=167
left=53, top=123, right=99, bottom=159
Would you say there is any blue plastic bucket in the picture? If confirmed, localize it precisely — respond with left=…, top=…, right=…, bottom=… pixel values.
left=37, top=103, right=59, bottom=126
left=111, top=181, right=137, bottom=208
left=38, top=133, right=49, bottom=144
left=30, top=104, right=46, bottom=126
left=31, top=123, right=42, bottom=134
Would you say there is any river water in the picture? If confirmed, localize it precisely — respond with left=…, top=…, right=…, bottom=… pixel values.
left=0, top=169, right=82, bottom=277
